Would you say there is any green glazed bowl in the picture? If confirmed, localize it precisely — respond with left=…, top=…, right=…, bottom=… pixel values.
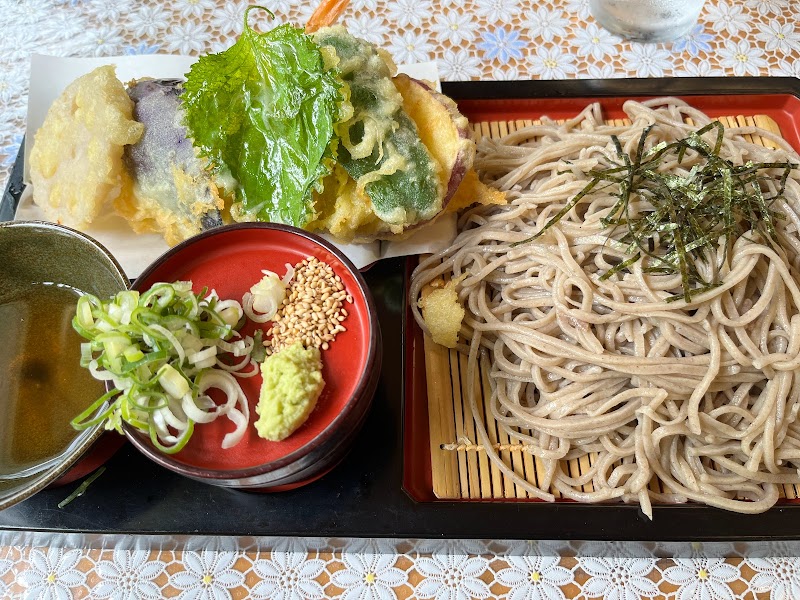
left=0, top=221, right=128, bottom=511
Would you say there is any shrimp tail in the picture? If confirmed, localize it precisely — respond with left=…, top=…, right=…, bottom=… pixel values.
left=305, top=0, right=351, bottom=33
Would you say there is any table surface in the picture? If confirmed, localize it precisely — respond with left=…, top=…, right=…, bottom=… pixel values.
left=3, top=0, right=800, bottom=598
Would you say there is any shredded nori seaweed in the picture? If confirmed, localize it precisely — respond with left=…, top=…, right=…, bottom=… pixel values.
left=514, top=121, right=797, bottom=302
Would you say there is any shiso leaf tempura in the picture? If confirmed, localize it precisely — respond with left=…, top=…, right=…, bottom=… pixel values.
left=182, top=6, right=346, bottom=227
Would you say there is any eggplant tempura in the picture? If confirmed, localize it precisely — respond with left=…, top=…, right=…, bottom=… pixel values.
left=117, top=79, right=225, bottom=246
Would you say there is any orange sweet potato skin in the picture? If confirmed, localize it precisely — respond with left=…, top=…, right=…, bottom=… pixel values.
left=311, top=74, right=504, bottom=242
left=393, top=74, right=475, bottom=215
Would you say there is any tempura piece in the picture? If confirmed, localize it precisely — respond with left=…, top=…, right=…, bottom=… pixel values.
left=418, top=278, right=465, bottom=348
left=118, top=79, right=225, bottom=246
left=393, top=74, right=475, bottom=209
left=308, top=28, right=487, bottom=242
left=29, top=65, right=143, bottom=229
left=313, top=27, right=444, bottom=229
left=445, top=169, right=507, bottom=212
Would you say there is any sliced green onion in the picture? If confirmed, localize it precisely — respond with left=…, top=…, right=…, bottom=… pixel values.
left=150, top=418, right=194, bottom=454
left=76, top=296, right=95, bottom=329
left=71, top=388, right=123, bottom=430
left=71, top=281, right=255, bottom=454
left=123, top=344, right=145, bottom=363
left=158, top=364, right=191, bottom=399
left=58, top=467, right=106, bottom=509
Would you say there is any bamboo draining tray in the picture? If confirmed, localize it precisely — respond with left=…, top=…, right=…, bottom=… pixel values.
left=424, top=112, right=800, bottom=501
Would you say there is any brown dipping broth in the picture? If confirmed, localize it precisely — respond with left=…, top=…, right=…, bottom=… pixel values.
left=0, top=283, right=104, bottom=480
left=0, top=222, right=127, bottom=506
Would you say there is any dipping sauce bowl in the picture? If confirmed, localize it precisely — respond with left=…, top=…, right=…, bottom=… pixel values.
left=0, top=221, right=128, bottom=511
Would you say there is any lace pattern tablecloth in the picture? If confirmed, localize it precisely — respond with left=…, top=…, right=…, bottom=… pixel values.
left=3, top=0, right=800, bottom=598
left=4, top=534, right=800, bottom=599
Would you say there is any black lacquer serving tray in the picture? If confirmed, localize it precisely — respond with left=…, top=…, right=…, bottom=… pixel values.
left=4, top=77, right=800, bottom=546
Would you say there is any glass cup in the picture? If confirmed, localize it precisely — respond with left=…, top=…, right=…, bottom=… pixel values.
left=589, top=0, right=706, bottom=43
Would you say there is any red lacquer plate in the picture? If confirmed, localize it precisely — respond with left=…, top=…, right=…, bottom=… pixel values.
left=124, top=223, right=381, bottom=490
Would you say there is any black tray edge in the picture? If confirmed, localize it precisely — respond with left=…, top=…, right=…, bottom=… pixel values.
left=441, top=76, right=800, bottom=100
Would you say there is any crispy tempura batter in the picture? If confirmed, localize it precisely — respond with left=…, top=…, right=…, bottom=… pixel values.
left=118, top=79, right=225, bottom=246
left=29, top=65, right=143, bottom=229
left=445, top=170, right=506, bottom=212
left=115, top=164, right=226, bottom=246
left=309, top=164, right=385, bottom=240
left=418, top=277, right=465, bottom=348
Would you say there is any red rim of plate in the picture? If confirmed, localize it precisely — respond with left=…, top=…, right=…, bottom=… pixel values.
left=121, top=222, right=381, bottom=481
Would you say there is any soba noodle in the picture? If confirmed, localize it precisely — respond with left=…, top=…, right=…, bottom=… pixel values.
left=410, top=98, right=800, bottom=516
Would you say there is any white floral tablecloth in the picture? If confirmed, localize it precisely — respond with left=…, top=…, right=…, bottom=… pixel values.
left=3, top=0, right=800, bottom=598
left=4, top=533, right=800, bottom=600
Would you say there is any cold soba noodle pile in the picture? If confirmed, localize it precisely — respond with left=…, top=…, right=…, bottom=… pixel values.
left=411, top=98, right=800, bottom=516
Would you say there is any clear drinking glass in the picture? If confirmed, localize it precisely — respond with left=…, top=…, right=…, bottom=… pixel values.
left=589, top=0, right=706, bottom=43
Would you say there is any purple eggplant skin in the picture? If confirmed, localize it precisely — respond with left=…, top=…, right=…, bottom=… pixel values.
left=123, top=79, right=224, bottom=237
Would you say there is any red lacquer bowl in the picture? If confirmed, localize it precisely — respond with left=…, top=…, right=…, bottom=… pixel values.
left=122, top=223, right=381, bottom=490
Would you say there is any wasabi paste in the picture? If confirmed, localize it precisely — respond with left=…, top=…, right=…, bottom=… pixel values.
left=255, top=342, right=325, bottom=441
